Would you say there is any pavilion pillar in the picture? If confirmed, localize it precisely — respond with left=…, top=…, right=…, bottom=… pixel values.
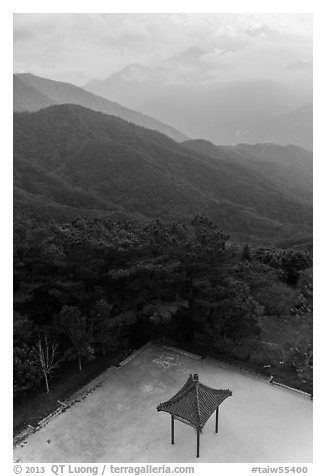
left=171, top=415, right=175, bottom=444
left=215, top=407, right=219, bottom=433
left=196, top=429, right=200, bottom=458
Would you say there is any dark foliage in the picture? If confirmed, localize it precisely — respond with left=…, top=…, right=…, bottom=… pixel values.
left=13, top=214, right=312, bottom=398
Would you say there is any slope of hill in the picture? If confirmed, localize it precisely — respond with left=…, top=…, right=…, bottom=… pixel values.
left=183, top=140, right=313, bottom=205
left=14, top=104, right=312, bottom=243
left=13, top=73, right=188, bottom=142
left=13, top=75, right=56, bottom=112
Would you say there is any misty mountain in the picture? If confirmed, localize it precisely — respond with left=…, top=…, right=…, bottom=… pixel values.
left=138, top=81, right=309, bottom=147
left=85, top=78, right=311, bottom=149
left=14, top=104, right=312, bottom=243
left=83, top=48, right=210, bottom=109
left=240, top=104, right=313, bottom=151
left=84, top=64, right=155, bottom=108
left=83, top=47, right=312, bottom=149
left=13, top=73, right=188, bottom=142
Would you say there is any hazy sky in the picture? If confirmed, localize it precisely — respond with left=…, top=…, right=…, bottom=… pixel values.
left=13, top=13, right=312, bottom=84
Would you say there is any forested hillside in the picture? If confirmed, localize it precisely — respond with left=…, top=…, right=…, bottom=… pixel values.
left=183, top=140, right=313, bottom=204
left=14, top=105, right=312, bottom=243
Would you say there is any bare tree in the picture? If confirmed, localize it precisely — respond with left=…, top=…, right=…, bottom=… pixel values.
left=58, top=305, right=93, bottom=371
left=36, top=330, right=62, bottom=393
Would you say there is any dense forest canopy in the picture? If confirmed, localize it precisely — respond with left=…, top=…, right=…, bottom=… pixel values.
left=14, top=214, right=313, bottom=398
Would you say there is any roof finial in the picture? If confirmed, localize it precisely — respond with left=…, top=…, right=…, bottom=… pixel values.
left=193, top=373, right=199, bottom=383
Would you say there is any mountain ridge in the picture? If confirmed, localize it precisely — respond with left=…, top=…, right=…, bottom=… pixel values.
left=14, top=104, right=312, bottom=243
left=183, top=139, right=312, bottom=204
left=13, top=73, right=188, bottom=143
left=82, top=51, right=312, bottom=150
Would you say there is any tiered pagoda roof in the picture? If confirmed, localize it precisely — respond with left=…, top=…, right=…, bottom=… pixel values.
left=157, top=373, right=232, bottom=431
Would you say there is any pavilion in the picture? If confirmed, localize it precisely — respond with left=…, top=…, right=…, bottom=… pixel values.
left=157, top=373, right=232, bottom=457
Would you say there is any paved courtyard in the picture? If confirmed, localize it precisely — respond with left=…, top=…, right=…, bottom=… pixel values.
left=14, top=344, right=313, bottom=463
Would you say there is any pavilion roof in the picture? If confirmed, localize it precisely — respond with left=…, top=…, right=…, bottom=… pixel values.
left=157, top=373, right=232, bottom=430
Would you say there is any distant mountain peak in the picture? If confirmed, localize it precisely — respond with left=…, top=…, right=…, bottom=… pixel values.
left=112, top=63, right=151, bottom=82
left=119, top=63, right=149, bottom=73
